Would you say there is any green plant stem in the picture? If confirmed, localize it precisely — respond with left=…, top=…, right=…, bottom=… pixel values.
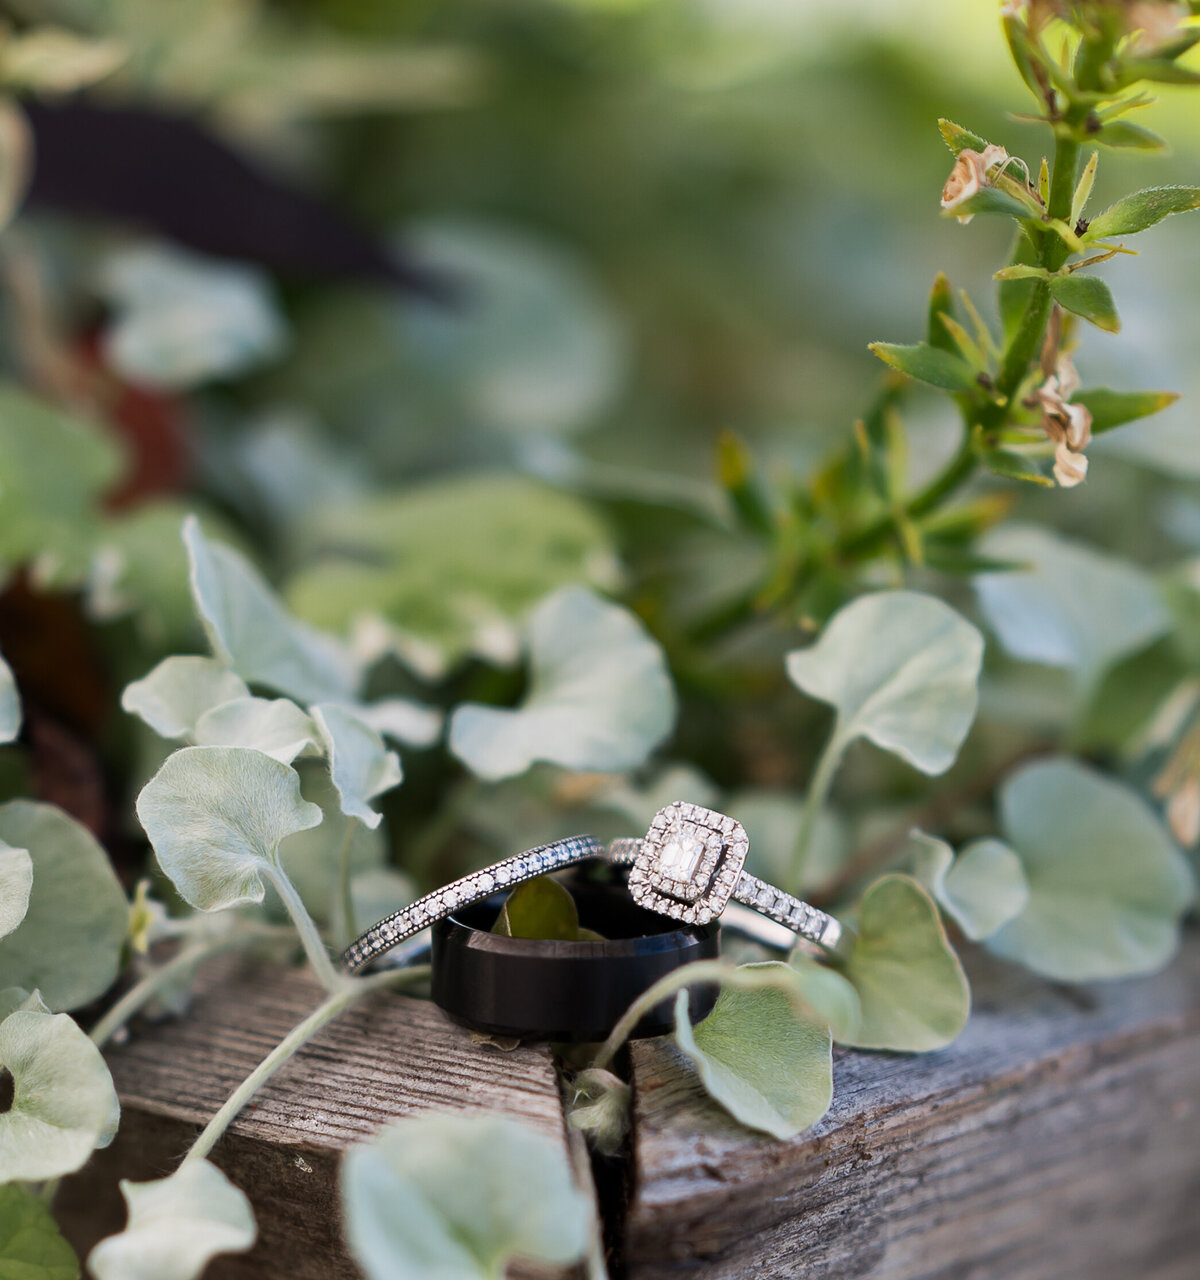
left=263, top=861, right=342, bottom=994
left=790, top=732, right=845, bottom=888
left=334, top=817, right=359, bottom=950
left=184, top=965, right=430, bottom=1165
left=89, top=925, right=291, bottom=1049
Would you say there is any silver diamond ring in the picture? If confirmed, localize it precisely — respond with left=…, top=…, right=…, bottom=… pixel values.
left=343, top=834, right=605, bottom=973
left=612, top=801, right=854, bottom=960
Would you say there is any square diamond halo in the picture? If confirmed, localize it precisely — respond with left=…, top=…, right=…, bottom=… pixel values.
left=628, top=802, right=748, bottom=925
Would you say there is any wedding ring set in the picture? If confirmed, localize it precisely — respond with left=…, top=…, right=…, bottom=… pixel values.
left=344, top=801, right=852, bottom=974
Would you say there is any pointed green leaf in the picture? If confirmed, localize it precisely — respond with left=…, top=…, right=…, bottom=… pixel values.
left=340, top=1114, right=591, bottom=1280
left=1085, top=186, right=1200, bottom=240
left=0, top=841, right=32, bottom=940
left=311, top=704, right=402, bottom=830
left=449, top=586, right=675, bottom=782
left=926, top=273, right=957, bottom=354
left=937, top=118, right=988, bottom=156
left=786, top=590, right=983, bottom=776
left=673, top=964, right=833, bottom=1140
left=1049, top=274, right=1119, bottom=333
left=1119, top=58, right=1200, bottom=86
left=907, top=831, right=1030, bottom=942
left=1071, top=151, right=1098, bottom=225
left=0, top=651, right=19, bottom=744
left=0, top=1007, right=119, bottom=1180
left=868, top=342, right=977, bottom=392
left=986, top=759, right=1195, bottom=981
left=837, top=875, right=970, bottom=1052
left=193, top=697, right=317, bottom=764
left=0, top=802, right=128, bottom=1011
left=184, top=515, right=359, bottom=705
left=982, top=448, right=1054, bottom=487
left=1073, top=388, right=1179, bottom=435
left=1095, top=120, right=1166, bottom=150
left=136, top=746, right=322, bottom=911
left=89, top=1159, right=256, bottom=1280
left=992, top=264, right=1049, bottom=282
left=121, top=656, right=250, bottom=740
left=493, top=877, right=582, bottom=941
left=0, top=1183, right=80, bottom=1280
left=942, top=187, right=1034, bottom=222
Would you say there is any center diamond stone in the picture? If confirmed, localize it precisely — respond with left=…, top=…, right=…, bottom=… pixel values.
left=659, top=828, right=706, bottom=883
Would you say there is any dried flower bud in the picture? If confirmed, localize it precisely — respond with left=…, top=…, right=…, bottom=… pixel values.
left=940, top=145, right=1010, bottom=225
left=1125, top=1, right=1190, bottom=54
left=1034, top=359, right=1092, bottom=488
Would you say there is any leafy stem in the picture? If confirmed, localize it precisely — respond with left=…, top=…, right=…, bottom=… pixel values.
left=263, top=861, right=342, bottom=994
left=333, top=817, right=360, bottom=952
left=790, top=729, right=845, bottom=888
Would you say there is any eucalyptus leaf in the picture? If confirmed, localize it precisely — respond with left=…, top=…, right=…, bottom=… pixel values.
left=786, top=952, right=862, bottom=1041
left=136, top=746, right=322, bottom=911
left=974, top=525, right=1169, bottom=695
left=1084, top=186, right=1200, bottom=239
left=986, top=759, right=1195, bottom=981
left=0, top=842, right=32, bottom=940
left=0, top=1008, right=119, bottom=1181
left=492, top=876, right=581, bottom=941
left=1048, top=274, right=1120, bottom=333
left=88, top=1159, right=256, bottom=1280
left=121, top=656, right=250, bottom=740
left=786, top=590, right=983, bottom=776
left=340, top=1113, right=591, bottom=1280
left=673, top=964, right=833, bottom=1139
left=837, top=875, right=970, bottom=1052
left=867, top=342, right=977, bottom=392
left=0, top=1183, right=81, bottom=1280
left=0, top=652, right=19, bottom=744
left=0, top=802, right=127, bottom=1011
left=184, top=516, right=360, bottom=705
left=449, top=586, right=675, bottom=782
left=906, top=830, right=1030, bottom=942
left=311, top=704, right=402, bottom=829
left=194, top=697, right=317, bottom=764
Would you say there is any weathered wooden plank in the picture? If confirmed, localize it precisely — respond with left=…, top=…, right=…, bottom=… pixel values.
left=55, top=957, right=579, bottom=1280
left=624, top=936, right=1200, bottom=1280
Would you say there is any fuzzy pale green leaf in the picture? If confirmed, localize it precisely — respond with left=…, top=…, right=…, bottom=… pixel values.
left=786, top=952, right=862, bottom=1041
left=986, top=759, right=1195, bottom=981
left=340, top=1113, right=591, bottom=1280
left=311, top=704, right=402, bottom=830
left=0, top=802, right=127, bottom=1011
left=0, top=1008, right=118, bottom=1181
left=136, top=746, right=322, bottom=911
left=1084, top=186, right=1200, bottom=240
left=566, top=1067, right=629, bottom=1158
left=0, top=842, right=32, bottom=941
left=786, top=590, right=983, bottom=776
left=88, top=1159, right=256, bottom=1280
left=121, top=656, right=250, bottom=740
left=194, top=696, right=317, bottom=764
left=0, top=1183, right=81, bottom=1280
left=907, top=830, right=1030, bottom=942
left=673, top=964, right=833, bottom=1139
left=838, top=875, right=970, bottom=1052
left=450, top=586, right=675, bottom=782
left=0, top=651, right=19, bottom=744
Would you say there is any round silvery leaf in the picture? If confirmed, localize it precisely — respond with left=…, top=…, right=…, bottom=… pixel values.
left=787, top=953, right=862, bottom=1042
left=0, top=842, right=32, bottom=940
left=340, top=1113, right=591, bottom=1280
left=88, top=1158, right=256, bottom=1280
left=193, top=696, right=318, bottom=764
left=985, top=758, right=1196, bottom=981
left=0, top=1183, right=80, bottom=1280
left=136, top=746, right=323, bottom=911
left=0, top=650, right=19, bottom=744
left=0, top=802, right=128, bottom=1011
left=121, top=656, right=250, bottom=740
left=786, top=590, right=983, bottom=776
left=0, top=1008, right=119, bottom=1181
left=350, top=698, right=443, bottom=749
left=837, top=874, right=971, bottom=1052
left=449, top=586, right=676, bottom=782
left=0, top=988, right=49, bottom=1020
left=907, top=830, right=1030, bottom=942
left=311, top=704, right=402, bottom=830
left=673, top=964, right=833, bottom=1139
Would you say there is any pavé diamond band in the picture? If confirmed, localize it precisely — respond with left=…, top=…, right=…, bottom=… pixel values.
left=612, top=801, right=854, bottom=960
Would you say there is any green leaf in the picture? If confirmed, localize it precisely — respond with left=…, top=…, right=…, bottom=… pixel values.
left=0, top=841, right=32, bottom=940
left=193, top=697, right=317, bottom=764
left=837, top=875, right=970, bottom=1052
left=310, top=704, right=402, bottom=830
left=926, top=273, right=957, bottom=355
left=493, top=877, right=582, bottom=941
left=974, top=525, right=1170, bottom=695
left=987, top=760, right=1195, bottom=981
left=121, top=657, right=250, bottom=741
left=0, top=1007, right=119, bottom=1180
left=0, top=27, right=125, bottom=94
left=1084, top=187, right=1200, bottom=240
left=285, top=475, right=617, bottom=676
left=673, top=964, right=832, bottom=1140
left=184, top=516, right=359, bottom=705
left=786, top=590, right=983, bottom=776
left=0, top=987, right=48, bottom=1020
left=449, top=586, right=675, bottom=782
left=566, top=1067, right=629, bottom=1157
left=0, top=651, right=19, bottom=744
left=982, top=449, right=1054, bottom=487
left=906, top=831, right=1030, bottom=942
left=1095, top=120, right=1165, bottom=151
left=1073, top=388, right=1179, bottom=435
left=88, top=1159, right=256, bottom=1280
left=787, top=952, right=862, bottom=1041
left=0, top=802, right=128, bottom=1011
left=942, top=187, right=1034, bottom=222
left=0, top=1183, right=81, bottom=1280
left=998, top=231, right=1041, bottom=345
left=98, top=244, right=286, bottom=392
left=1119, top=58, right=1200, bottom=86
left=1048, top=274, right=1119, bottom=333
left=937, top=118, right=988, bottom=156
left=992, top=264, right=1049, bottom=282
left=136, top=746, right=322, bottom=911
left=867, top=342, right=977, bottom=392
left=1071, top=151, right=1098, bottom=225
left=340, top=1113, right=591, bottom=1280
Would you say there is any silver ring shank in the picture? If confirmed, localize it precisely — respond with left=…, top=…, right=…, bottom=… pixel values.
left=343, top=834, right=604, bottom=973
